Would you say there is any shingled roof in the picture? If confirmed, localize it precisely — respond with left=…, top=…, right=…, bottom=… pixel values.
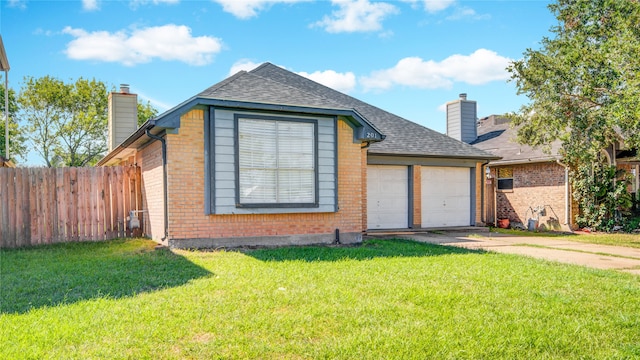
left=472, top=115, right=562, bottom=165
left=199, top=62, right=496, bottom=160
left=198, top=69, right=351, bottom=111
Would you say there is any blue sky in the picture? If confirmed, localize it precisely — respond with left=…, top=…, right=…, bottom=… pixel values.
left=2, top=0, right=556, bottom=165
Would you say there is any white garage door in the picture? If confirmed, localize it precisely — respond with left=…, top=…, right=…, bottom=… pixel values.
left=421, top=166, right=470, bottom=227
left=367, top=165, right=408, bottom=229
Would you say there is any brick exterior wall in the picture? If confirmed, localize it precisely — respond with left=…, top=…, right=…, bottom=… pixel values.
left=474, top=163, right=483, bottom=226
left=361, top=144, right=368, bottom=231
left=152, top=110, right=365, bottom=246
left=137, top=140, right=165, bottom=241
left=412, top=165, right=422, bottom=228
left=492, top=162, right=570, bottom=230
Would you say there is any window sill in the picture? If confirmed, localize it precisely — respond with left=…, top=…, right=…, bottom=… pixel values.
left=236, top=203, right=320, bottom=209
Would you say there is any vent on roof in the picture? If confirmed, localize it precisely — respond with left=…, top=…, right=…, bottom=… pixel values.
left=108, top=85, right=138, bottom=152
left=446, top=93, right=477, bottom=144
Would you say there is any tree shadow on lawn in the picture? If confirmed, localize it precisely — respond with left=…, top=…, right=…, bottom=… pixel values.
left=246, top=238, right=485, bottom=262
left=0, top=239, right=212, bottom=314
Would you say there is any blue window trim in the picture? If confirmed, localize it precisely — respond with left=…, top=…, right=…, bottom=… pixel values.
left=204, top=107, right=215, bottom=215
left=234, top=114, right=320, bottom=209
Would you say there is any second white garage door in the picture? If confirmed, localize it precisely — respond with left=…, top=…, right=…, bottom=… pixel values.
left=421, top=166, right=470, bottom=227
left=367, top=165, right=408, bottom=229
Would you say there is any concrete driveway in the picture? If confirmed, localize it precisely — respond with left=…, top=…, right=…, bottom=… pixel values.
left=368, top=229, right=640, bottom=275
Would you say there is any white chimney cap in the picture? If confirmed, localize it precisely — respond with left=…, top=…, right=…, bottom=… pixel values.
left=459, top=93, right=467, bottom=100
left=120, top=84, right=130, bottom=94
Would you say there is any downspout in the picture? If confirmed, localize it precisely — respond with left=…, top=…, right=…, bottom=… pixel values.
left=146, top=128, right=169, bottom=242
left=556, top=159, right=570, bottom=226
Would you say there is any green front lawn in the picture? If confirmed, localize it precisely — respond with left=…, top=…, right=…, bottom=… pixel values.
left=490, top=228, right=640, bottom=248
left=2, top=239, right=640, bottom=359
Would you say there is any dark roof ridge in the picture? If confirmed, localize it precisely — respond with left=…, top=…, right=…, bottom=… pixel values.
left=249, top=63, right=496, bottom=159
left=198, top=70, right=248, bottom=96
left=246, top=70, right=384, bottom=134
left=249, top=64, right=382, bottom=112
left=248, top=63, right=433, bottom=133
left=245, top=65, right=352, bottom=110
left=250, top=62, right=274, bottom=73
left=199, top=67, right=346, bottom=110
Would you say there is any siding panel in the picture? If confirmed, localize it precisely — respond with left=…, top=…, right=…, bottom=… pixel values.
left=213, top=109, right=336, bottom=215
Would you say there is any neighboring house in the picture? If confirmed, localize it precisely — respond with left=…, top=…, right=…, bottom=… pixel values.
left=99, top=63, right=496, bottom=248
left=470, top=114, right=571, bottom=230
left=448, top=95, right=640, bottom=230
left=604, top=142, right=640, bottom=212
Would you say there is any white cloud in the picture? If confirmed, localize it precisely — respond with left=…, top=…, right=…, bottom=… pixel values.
left=213, top=0, right=308, bottom=19
left=298, top=70, right=356, bottom=93
left=378, top=29, right=394, bottom=39
left=227, top=61, right=356, bottom=93
left=82, top=0, right=180, bottom=11
left=129, top=0, right=180, bottom=9
left=8, top=0, right=27, bottom=9
left=360, top=49, right=512, bottom=91
left=401, top=0, right=455, bottom=13
left=62, top=24, right=223, bottom=66
left=228, top=59, right=356, bottom=93
left=446, top=6, right=490, bottom=21
left=228, top=59, right=262, bottom=76
left=422, top=0, right=455, bottom=12
left=82, top=0, right=100, bottom=11
left=33, top=28, right=54, bottom=36
left=313, top=0, right=399, bottom=33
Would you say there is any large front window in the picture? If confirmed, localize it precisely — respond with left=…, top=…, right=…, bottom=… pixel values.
left=237, top=117, right=317, bottom=206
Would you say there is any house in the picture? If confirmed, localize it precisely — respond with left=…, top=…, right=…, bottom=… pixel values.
left=98, top=63, right=497, bottom=248
left=469, top=114, right=571, bottom=230
left=449, top=95, right=640, bottom=230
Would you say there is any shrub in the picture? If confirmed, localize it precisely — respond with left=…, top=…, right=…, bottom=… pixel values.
left=573, top=163, right=633, bottom=231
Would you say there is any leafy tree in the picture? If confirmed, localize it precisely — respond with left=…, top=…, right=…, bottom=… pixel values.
left=508, top=0, right=640, bottom=229
left=56, top=78, right=109, bottom=167
left=19, top=76, right=108, bottom=167
left=573, top=161, right=633, bottom=231
left=137, top=100, right=158, bottom=127
left=19, top=76, right=66, bottom=167
left=0, top=77, right=26, bottom=161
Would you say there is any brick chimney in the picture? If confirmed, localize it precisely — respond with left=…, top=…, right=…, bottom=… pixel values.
left=446, top=93, right=477, bottom=144
left=108, top=84, right=138, bottom=152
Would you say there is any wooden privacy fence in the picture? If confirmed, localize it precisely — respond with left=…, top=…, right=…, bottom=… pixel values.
left=0, top=166, right=142, bottom=248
